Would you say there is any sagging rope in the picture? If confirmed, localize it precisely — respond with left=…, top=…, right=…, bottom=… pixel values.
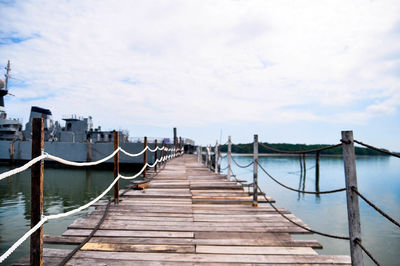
left=352, top=187, right=400, bottom=228
left=256, top=183, right=350, bottom=240
left=354, top=238, right=380, bottom=266
left=231, top=156, right=254, bottom=168
left=259, top=142, right=342, bottom=154
left=0, top=153, right=171, bottom=264
left=0, top=145, right=180, bottom=182
left=0, top=154, right=47, bottom=181
left=58, top=198, right=112, bottom=266
left=354, top=140, right=400, bottom=158
left=257, top=163, right=346, bottom=195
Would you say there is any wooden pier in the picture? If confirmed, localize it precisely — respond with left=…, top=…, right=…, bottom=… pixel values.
left=32, top=154, right=350, bottom=265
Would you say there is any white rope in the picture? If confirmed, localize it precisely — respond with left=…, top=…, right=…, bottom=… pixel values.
left=0, top=174, right=121, bottom=263
left=0, top=216, right=48, bottom=263
left=120, top=146, right=148, bottom=157
left=46, top=148, right=120, bottom=167
left=147, top=146, right=166, bottom=153
left=0, top=154, right=48, bottom=181
left=119, top=164, right=148, bottom=180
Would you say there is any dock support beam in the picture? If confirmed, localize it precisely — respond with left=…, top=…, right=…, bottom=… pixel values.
left=31, top=118, right=44, bottom=266
left=113, top=131, right=119, bottom=204
left=253, top=134, right=258, bottom=207
left=227, top=136, right=232, bottom=180
left=342, top=130, right=363, bottom=266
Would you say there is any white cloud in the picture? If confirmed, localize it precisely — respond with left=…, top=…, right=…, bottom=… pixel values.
left=0, top=0, right=399, bottom=134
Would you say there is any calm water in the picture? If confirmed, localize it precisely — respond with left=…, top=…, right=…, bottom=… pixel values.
left=221, top=155, right=400, bottom=266
left=0, top=156, right=399, bottom=265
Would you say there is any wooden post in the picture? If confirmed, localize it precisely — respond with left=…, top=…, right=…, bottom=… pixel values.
left=342, top=130, right=363, bottom=266
left=253, top=134, right=258, bottom=207
left=154, top=139, right=158, bottom=172
left=143, top=136, right=147, bottom=178
left=227, top=136, right=232, bottom=181
left=173, top=128, right=177, bottom=148
left=214, top=141, right=218, bottom=174
left=197, top=146, right=201, bottom=163
left=315, top=151, right=320, bottom=193
left=31, top=118, right=44, bottom=266
left=113, top=131, right=119, bottom=204
left=162, top=141, right=166, bottom=163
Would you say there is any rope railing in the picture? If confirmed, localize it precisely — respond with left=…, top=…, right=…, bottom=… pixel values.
left=255, top=183, right=350, bottom=240
left=257, top=162, right=346, bottom=195
left=351, top=187, right=400, bottom=228
left=0, top=139, right=182, bottom=263
left=209, top=133, right=398, bottom=265
left=354, top=140, right=400, bottom=158
left=259, top=142, right=342, bottom=154
left=0, top=154, right=47, bottom=181
left=354, top=238, right=380, bottom=266
left=231, top=156, right=254, bottom=168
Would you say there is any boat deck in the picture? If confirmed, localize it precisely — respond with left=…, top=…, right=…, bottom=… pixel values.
left=18, top=154, right=350, bottom=265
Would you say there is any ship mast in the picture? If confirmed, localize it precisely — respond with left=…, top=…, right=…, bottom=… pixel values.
left=4, top=60, right=10, bottom=90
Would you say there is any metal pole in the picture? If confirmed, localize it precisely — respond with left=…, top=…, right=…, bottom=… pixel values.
left=342, top=130, right=363, bottom=266
left=31, top=118, right=44, bottom=266
left=227, top=136, right=232, bottom=180
left=253, top=134, right=258, bottom=207
left=143, top=136, right=147, bottom=178
left=113, top=131, right=119, bottom=204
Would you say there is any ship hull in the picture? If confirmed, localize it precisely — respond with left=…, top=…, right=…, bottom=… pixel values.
left=0, top=140, right=166, bottom=165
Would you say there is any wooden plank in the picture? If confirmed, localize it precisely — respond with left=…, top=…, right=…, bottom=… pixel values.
left=62, top=229, right=194, bottom=238
left=196, top=245, right=318, bottom=255
left=85, top=237, right=322, bottom=248
left=64, top=251, right=352, bottom=264
left=82, top=242, right=195, bottom=253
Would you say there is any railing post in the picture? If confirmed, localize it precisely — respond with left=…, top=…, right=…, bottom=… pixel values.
left=113, top=131, right=119, bottom=204
left=214, top=141, right=218, bottom=174
left=31, top=118, right=44, bottom=266
left=197, top=146, right=200, bottom=163
left=154, top=139, right=158, bottom=172
left=143, top=136, right=147, bottom=178
left=341, top=130, right=363, bottom=266
left=315, top=151, right=320, bottom=193
left=162, top=141, right=166, bottom=163
left=253, top=134, right=258, bottom=207
left=227, top=136, right=232, bottom=180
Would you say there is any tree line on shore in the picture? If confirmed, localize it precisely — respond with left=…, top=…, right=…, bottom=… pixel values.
left=218, top=142, right=388, bottom=156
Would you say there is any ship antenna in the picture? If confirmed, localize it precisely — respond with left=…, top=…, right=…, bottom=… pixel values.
left=4, top=60, right=10, bottom=90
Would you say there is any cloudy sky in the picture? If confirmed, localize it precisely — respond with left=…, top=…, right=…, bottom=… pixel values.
left=1, top=0, right=399, bottom=150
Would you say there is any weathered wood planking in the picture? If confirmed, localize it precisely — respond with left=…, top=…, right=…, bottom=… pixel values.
left=38, top=154, right=350, bottom=265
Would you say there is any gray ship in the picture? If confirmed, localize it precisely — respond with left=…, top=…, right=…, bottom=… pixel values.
left=0, top=61, right=185, bottom=166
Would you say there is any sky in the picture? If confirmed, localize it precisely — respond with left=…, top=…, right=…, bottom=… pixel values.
left=0, top=0, right=399, bottom=151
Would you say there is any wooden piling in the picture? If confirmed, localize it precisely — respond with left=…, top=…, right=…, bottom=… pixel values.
left=154, top=139, right=158, bottom=172
left=341, top=130, right=363, bottom=266
left=214, top=141, right=218, bottom=174
left=30, top=118, right=44, bottom=266
left=228, top=136, right=232, bottom=181
left=144, top=137, right=147, bottom=178
left=113, top=131, right=119, bottom=204
left=315, top=151, right=320, bottom=194
left=173, top=128, right=177, bottom=148
left=253, top=134, right=258, bottom=207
